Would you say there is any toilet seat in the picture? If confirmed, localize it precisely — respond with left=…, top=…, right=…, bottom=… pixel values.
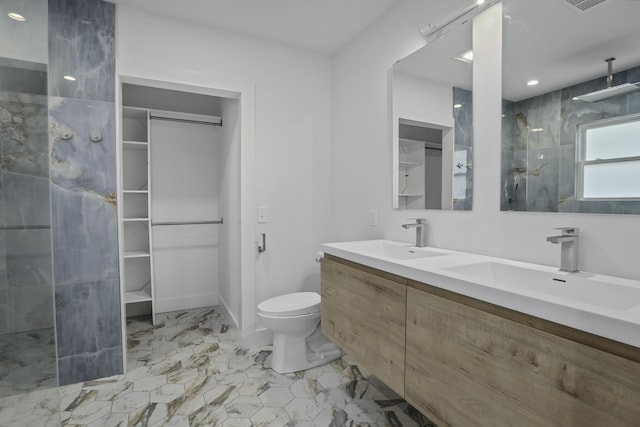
left=257, top=292, right=321, bottom=317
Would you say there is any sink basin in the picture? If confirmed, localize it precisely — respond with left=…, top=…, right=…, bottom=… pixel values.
left=445, top=261, right=640, bottom=310
left=345, top=240, right=448, bottom=260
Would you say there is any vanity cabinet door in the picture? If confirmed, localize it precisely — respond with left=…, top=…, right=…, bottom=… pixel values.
left=405, top=285, right=640, bottom=427
left=321, top=256, right=407, bottom=396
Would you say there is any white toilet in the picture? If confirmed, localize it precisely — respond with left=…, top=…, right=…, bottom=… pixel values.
left=257, top=291, right=341, bottom=374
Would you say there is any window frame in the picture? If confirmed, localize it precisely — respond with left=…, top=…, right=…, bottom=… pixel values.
left=576, top=112, right=640, bottom=202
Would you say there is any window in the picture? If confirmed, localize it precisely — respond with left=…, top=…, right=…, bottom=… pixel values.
left=577, top=113, right=640, bottom=200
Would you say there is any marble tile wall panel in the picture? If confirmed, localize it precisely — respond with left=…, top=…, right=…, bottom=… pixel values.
left=514, top=90, right=561, bottom=151
left=0, top=231, right=7, bottom=333
left=0, top=94, right=49, bottom=177
left=453, top=87, right=473, bottom=210
left=48, top=0, right=121, bottom=385
left=501, top=100, right=515, bottom=210
left=1, top=172, right=51, bottom=227
left=557, top=143, right=577, bottom=212
left=1, top=82, right=54, bottom=334
left=523, top=146, right=558, bottom=212
left=55, top=279, right=122, bottom=384
left=3, top=230, right=54, bottom=334
left=49, top=97, right=118, bottom=285
left=48, top=0, right=115, bottom=102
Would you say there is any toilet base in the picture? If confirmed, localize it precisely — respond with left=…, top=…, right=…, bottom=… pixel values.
left=270, top=324, right=341, bottom=374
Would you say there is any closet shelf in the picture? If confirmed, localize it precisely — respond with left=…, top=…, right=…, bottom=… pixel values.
left=399, top=193, right=424, bottom=197
left=123, top=217, right=150, bottom=222
left=124, top=251, right=150, bottom=258
left=123, top=140, right=148, bottom=150
left=124, top=290, right=152, bottom=304
left=123, top=190, right=149, bottom=194
left=399, top=161, right=422, bottom=168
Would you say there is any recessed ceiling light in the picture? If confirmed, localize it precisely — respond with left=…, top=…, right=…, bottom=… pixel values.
left=8, top=12, right=26, bottom=22
left=454, top=104, right=463, bottom=109
left=530, top=128, right=544, bottom=132
left=527, top=80, right=539, bottom=86
left=63, top=75, right=77, bottom=81
left=477, top=0, right=486, bottom=4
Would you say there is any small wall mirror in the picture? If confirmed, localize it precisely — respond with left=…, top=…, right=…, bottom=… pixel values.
left=501, top=0, right=640, bottom=214
left=392, top=18, right=473, bottom=210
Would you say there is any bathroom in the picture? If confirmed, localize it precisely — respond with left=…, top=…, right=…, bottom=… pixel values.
left=1, top=0, right=639, bottom=425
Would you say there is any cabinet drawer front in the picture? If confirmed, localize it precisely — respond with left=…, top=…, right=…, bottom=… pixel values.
left=405, top=286, right=640, bottom=427
left=321, top=258, right=406, bottom=396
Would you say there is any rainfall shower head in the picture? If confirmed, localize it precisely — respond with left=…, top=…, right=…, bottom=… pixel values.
left=573, top=82, right=640, bottom=102
left=573, top=57, right=640, bottom=102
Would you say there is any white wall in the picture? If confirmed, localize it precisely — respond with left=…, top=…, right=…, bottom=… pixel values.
left=331, top=0, right=640, bottom=281
left=116, top=5, right=332, bottom=333
left=150, top=119, right=220, bottom=312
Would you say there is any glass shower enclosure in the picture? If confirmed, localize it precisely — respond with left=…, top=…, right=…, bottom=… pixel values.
left=0, top=0, right=60, bottom=424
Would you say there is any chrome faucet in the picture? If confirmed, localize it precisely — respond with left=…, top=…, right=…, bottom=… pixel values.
left=402, top=218, right=428, bottom=247
left=546, top=227, right=579, bottom=272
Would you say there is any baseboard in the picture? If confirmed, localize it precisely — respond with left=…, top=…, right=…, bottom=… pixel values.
left=155, top=293, right=219, bottom=314
left=217, top=295, right=240, bottom=330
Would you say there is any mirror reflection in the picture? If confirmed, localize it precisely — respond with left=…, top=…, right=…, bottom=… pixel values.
left=501, top=0, right=640, bottom=214
left=392, top=19, right=473, bottom=210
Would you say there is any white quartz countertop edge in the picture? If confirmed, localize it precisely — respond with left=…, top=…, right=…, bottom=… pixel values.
left=321, top=239, right=640, bottom=349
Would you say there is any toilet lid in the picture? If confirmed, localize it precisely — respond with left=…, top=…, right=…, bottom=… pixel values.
left=257, top=292, right=321, bottom=316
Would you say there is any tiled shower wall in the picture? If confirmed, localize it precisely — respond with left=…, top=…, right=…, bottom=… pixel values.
left=0, top=60, right=52, bottom=336
left=501, top=65, right=640, bottom=214
left=48, top=0, right=122, bottom=385
left=453, top=87, right=473, bottom=211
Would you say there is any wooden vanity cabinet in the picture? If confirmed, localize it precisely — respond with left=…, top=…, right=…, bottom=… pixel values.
left=405, top=284, right=640, bottom=426
left=321, top=254, right=640, bottom=427
left=321, top=255, right=407, bottom=395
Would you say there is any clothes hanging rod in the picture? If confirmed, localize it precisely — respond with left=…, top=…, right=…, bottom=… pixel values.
left=151, top=218, right=223, bottom=226
left=0, top=225, right=50, bottom=230
left=149, top=115, right=222, bottom=126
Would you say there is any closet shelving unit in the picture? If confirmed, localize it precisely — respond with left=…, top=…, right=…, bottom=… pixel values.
left=121, top=106, right=156, bottom=323
left=398, top=137, right=426, bottom=201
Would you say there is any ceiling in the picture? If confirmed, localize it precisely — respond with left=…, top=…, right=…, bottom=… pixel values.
left=113, top=0, right=398, bottom=55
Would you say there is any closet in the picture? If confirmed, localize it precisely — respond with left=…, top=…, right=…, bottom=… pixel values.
left=119, top=83, right=239, bottom=324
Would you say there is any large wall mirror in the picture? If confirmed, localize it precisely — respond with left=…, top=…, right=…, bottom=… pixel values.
left=501, top=0, right=640, bottom=214
left=392, top=15, right=473, bottom=210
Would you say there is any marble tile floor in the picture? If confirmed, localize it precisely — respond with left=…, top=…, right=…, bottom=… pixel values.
left=1, top=306, right=437, bottom=426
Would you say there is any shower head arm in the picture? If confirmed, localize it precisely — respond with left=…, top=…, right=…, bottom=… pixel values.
left=605, top=57, right=616, bottom=88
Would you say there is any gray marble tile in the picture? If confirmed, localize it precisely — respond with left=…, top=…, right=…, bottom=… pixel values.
left=453, top=87, right=473, bottom=211
left=55, top=279, right=122, bottom=354
left=50, top=183, right=119, bottom=285
left=48, top=0, right=115, bottom=102
left=0, top=172, right=52, bottom=227
left=0, top=93, right=49, bottom=176
left=55, top=279, right=123, bottom=384
left=58, top=345, right=123, bottom=387
left=49, top=96, right=117, bottom=196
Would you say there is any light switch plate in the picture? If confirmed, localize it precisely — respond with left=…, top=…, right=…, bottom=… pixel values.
left=257, top=206, right=268, bottom=223
left=369, top=209, right=378, bottom=227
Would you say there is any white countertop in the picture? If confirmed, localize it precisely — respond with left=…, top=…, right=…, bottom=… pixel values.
left=321, top=239, right=640, bottom=349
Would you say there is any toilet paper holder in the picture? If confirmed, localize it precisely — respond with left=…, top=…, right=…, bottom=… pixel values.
left=258, top=233, right=266, bottom=253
